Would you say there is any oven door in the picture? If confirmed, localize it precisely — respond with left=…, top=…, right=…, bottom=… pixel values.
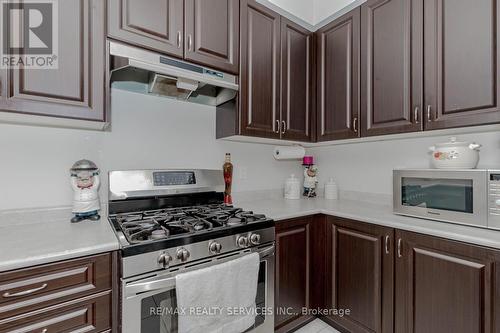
left=122, top=245, right=275, bottom=333
left=393, top=170, right=488, bottom=226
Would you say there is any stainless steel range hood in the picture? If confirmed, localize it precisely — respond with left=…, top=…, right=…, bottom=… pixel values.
left=109, top=41, right=238, bottom=106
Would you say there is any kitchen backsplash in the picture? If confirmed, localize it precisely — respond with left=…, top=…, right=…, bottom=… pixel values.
left=0, top=89, right=302, bottom=210
left=311, top=130, right=500, bottom=196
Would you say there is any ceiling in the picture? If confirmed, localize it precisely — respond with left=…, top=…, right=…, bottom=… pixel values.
left=267, top=0, right=358, bottom=26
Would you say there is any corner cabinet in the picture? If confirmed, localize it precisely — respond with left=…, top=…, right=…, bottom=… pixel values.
left=316, top=8, right=360, bottom=141
left=360, top=0, right=423, bottom=137
left=108, top=0, right=184, bottom=58
left=395, top=230, right=500, bottom=333
left=325, top=217, right=394, bottom=333
left=424, top=0, right=500, bottom=130
left=0, top=0, right=107, bottom=122
left=280, top=18, right=314, bottom=142
left=239, top=0, right=281, bottom=139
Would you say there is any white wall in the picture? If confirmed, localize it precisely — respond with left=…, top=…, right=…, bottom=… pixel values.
left=264, top=0, right=359, bottom=26
left=310, top=131, right=500, bottom=196
left=0, top=89, right=302, bottom=210
left=267, top=0, right=314, bottom=24
left=313, top=0, right=358, bottom=24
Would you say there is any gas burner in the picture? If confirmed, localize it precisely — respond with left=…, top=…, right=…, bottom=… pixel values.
left=110, top=203, right=269, bottom=245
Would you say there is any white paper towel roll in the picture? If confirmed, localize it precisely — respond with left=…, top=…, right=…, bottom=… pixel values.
left=273, top=146, right=306, bottom=160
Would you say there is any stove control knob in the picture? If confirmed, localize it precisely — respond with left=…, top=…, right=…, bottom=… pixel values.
left=158, top=252, right=172, bottom=268
left=209, top=241, right=223, bottom=254
left=176, top=248, right=191, bottom=262
left=236, top=236, right=249, bottom=248
left=249, top=233, right=261, bottom=245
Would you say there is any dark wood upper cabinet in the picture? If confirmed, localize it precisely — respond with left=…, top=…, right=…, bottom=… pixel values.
left=0, top=0, right=107, bottom=122
left=424, top=0, right=500, bottom=130
left=239, top=0, right=281, bottom=138
left=275, top=217, right=314, bottom=332
left=316, top=8, right=360, bottom=141
left=184, top=0, right=239, bottom=74
left=326, top=217, right=394, bottom=333
left=395, top=230, right=500, bottom=333
left=280, top=18, right=313, bottom=142
left=361, top=0, right=423, bottom=136
left=108, top=0, right=184, bottom=58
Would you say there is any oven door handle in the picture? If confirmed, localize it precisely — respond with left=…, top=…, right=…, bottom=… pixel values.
left=125, top=276, right=176, bottom=298
left=259, top=245, right=275, bottom=258
left=125, top=245, right=275, bottom=298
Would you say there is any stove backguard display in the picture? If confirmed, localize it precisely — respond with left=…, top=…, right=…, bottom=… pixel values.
left=153, top=171, right=196, bottom=186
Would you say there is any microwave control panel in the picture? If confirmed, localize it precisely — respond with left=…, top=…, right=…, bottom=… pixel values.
left=488, top=171, right=500, bottom=229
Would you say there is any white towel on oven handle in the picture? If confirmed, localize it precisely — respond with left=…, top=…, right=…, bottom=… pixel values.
left=175, top=252, right=260, bottom=333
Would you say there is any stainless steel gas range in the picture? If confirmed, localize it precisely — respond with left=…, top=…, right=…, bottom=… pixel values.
left=107, top=169, right=275, bottom=333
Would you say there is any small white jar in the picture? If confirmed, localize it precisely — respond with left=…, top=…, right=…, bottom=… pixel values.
left=325, top=178, right=339, bottom=200
left=284, top=174, right=301, bottom=200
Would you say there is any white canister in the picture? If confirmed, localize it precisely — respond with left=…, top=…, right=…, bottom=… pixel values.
left=325, top=178, right=339, bottom=200
left=284, top=174, right=301, bottom=200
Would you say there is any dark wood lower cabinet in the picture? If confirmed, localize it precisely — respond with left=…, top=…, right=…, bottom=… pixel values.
left=395, top=230, right=500, bottom=333
left=275, top=216, right=316, bottom=332
left=325, top=217, right=394, bottom=333
left=274, top=215, right=500, bottom=333
left=0, top=252, right=117, bottom=333
left=0, top=293, right=112, bottom=333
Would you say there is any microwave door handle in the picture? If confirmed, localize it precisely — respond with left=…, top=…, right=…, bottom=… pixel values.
left=125, top=276, right=176, bottom=297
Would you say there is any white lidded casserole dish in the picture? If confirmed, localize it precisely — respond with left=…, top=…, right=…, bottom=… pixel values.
left=428, top=137, right=481, bottom=169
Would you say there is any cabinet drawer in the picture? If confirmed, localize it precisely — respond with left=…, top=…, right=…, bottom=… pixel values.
left=0, top=292, right=111, bottom=333
left=0, top=254, right=112, bottom=320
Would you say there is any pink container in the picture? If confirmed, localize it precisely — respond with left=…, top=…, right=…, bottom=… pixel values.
left=303, top=156, right=314, bottom=165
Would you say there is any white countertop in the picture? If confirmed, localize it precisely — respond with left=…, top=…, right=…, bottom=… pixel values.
left=235, top=195, right=500, bottom=250
left=0, top=207, right=120, bottom=273
left=3, top=193, right=500, bottom=273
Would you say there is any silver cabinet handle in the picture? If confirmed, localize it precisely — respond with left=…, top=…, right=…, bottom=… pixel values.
left=384, top=235, right=390, bottom=255
left=188, top=34, right=193, bottom=52
left=281, top=120, right=286, bottom=135
left=397, top=238, right=403, bottom=258
left=427, top=105, right=432, bottom=122
left=353, top=117, right=359, bottom=133
left=275, top=120, right=280, bottom=134
left=2, top=283, right=48, bottom=298
left=177, top=31, right=182, bottom=49
left=414, top=106, right=419, bottom=124
left=41, top=329, right=47, bottom=333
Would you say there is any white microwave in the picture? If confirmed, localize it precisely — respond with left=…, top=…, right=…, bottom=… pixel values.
left=393, top=169, right=500, bottom=229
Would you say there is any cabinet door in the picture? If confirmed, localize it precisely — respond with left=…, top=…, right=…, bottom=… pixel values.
left=108, top=0, right=184, bottom=58
left=184, top=0, right=239, bottom=74
left=240, top=0, right=281, bottom=139
left=361, top=0, right=423, bottom=136
left=275, top=217, right=313, bottom=331
left=395, top=230, right=500, bottom=333
left=0, top=293, right=112, bottom=333
left=281, top=18, right=313, bottom=142
left=317, top=8, right=360, bottom=141
left=0, top=0, right=107, bottom=121
left=326, top=217, right=394, bottom=333
left=424, top=0, right=500, bottom=130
